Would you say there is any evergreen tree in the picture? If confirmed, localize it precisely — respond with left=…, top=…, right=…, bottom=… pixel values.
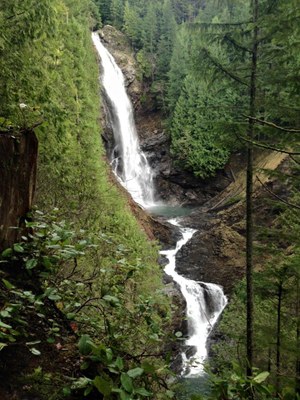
left=96, top=0, right=112, bottom=24
left=171, top=74, right=235, bottom=178
left=123, top=1, right=142, bottom=48
left=156, top=0, right=177, bottom=81
left=110, top=0, right=124, bottom=29
left=167, top=26, right=191, bottom=113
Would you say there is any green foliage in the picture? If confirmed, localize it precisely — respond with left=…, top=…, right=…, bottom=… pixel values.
left=19, top=366, right=69, bottom=400
left=170, top=75, right=238, bottom=178
left=123, top=1, right=142, bottom=49
left=0, top=209, right=94, bottom=351
left=72, top=336, right=161, bottom=398
left=0, top=208, right=173, bottom=397
left=110, top=0, right=124, bottom=29
left=203, top=365, right=274, bottom=400
left=0, top=1, right=173, bottom=397
left=212, top=198, right=300, bottom=396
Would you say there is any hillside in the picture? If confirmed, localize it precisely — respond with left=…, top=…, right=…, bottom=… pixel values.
left=0, top=2, right=173, bottom=399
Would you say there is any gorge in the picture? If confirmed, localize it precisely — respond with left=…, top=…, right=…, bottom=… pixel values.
left=92, top=31, right=227, bottom=377
left=0, top=1, right=298, bottom=398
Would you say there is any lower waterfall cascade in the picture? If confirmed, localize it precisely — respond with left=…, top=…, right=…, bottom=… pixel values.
left=92, top=31, right=227, bottom=376
left=161, top=219, right=227, bottom=376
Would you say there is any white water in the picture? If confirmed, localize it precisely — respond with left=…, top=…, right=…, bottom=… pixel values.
left=161, top=219, right=227, bottom=376
left=92, top=32, right=227, bottom=376
left=92, top=32, right=155, bottom=208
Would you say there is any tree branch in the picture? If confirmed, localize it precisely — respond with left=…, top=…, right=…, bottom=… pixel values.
left=6, top=11, right=26, bottom=20
left=256, top=175, right=300, bottom=210
left=223, top=33, right=253, bottom=54
left=238, top=135, right=300, bottom=155
left=289, top=155, right=300, bottom=166
left=190, top=21, right=251, bottom=28
left=244, top=115, right=300, bottom=133
left=201, top=48, right=249, bottom=87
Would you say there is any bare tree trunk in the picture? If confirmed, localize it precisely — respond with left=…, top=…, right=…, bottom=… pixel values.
left=296, top=277, right=300, bottom=395
left=276, top=282, right=283, bottom=394
left=0, top=130, right=38, bottom=251
left=246, top=0, right=259, bottom=379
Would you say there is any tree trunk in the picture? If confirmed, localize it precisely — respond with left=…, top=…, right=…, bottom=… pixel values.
left=246, top=0, right=259, bottom=379
left=0, top=130, right=38, bottom=251
left=296, top=277, right=300, bottom=395
left=276, top=281, right=283, bottom=394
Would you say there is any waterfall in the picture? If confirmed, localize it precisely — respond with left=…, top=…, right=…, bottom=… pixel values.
left=161, top=219, right=227, bottom=376
left=92, top=32, right=155, bottom=208
left=92, top=32, right=227, bottom=376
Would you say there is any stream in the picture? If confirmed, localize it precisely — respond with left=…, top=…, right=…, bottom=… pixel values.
left=92, top=31, right=227, bottom=386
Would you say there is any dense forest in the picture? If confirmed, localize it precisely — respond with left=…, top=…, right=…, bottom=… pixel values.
left=0, top=0, right=300, bottom=399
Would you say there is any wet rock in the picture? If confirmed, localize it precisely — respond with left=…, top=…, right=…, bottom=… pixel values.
left=175, top=210, right=245, bottom=295
left=99, top=26, right=142, bottom=109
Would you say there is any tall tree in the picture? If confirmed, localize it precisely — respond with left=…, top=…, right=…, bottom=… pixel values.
left=123, top=1, right=142, bottom=48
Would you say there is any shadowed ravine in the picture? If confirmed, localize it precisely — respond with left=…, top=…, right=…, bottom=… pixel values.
left=92, top=31, right=227, bottom=378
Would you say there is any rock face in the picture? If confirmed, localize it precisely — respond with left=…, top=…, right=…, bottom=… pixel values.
left=176, top=210, right=245, bottom=295
left=0, top=130, right=38, bottom=251
left=99, top=26, right=142, bottom=108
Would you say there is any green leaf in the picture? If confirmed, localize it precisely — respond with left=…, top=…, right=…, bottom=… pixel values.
left=71, top=377, right=92, bottom=390
left=106, top=347, right=113, bottom=362
left=115, top=356, right=124, bottom=371
left=48, top=293, right=61, bottom=301
left=13, top=244, right=24, bottom=253
left=121, top=373, right=133, bottom=393
left=83, top=386, right=93, bottom=396
left=113, top=389, right=131, bottom=400
left=42, top=256, right=53, bottom=268
left=1, top=248, right=13, bottom=258
left=26, top=340, right=41, bottom=346
left=26, top=259, right=38, bottom=270
left=93, top=376, right=112, bottom=396
left=120, top=389, right=131, bottom=400
left=127, top=367, right=144, bottom=378
left=0, top=343, right=7, bottom=351
left=62, top=387, right=71, bottom=396
left=0, top=320, right=12, bottom=329
left=30, top=347, right=41, bottom=356
left=141, top=362, right=156, bottom=374
left=80, top=361, right=90, bottom=371
left=253, top=371, right=269, bottom=384
left=166, top=390, right=175, bottom=398
left=78, top=335, right=93, bottom=356
left=134, top=387, right=152, bottom=397
left=103, top=295, right=120, bottom=306
left=0, top=310, right=10, bottom=318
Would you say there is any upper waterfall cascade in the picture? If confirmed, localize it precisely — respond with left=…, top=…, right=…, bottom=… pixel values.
left=92, top=32, right=155, bottom=208
left=92, top=32, right=227, bottom=376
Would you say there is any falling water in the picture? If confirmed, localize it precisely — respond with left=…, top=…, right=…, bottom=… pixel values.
left=92, top=32, right=155, bottom=208
left=92, top=32, right=227, bottom=376
left=161, top=219, right=227, bottom=376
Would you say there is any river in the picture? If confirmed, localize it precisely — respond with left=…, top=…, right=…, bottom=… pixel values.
left=92, top=31, right=227, bottom=386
